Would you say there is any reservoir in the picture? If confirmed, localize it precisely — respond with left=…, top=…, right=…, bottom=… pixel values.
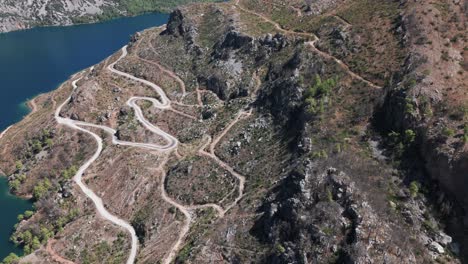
left=0, top=12, right=169, bottom=260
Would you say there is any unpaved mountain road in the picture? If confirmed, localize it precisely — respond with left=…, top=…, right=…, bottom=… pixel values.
left=53, top=44, right=251, bottom=264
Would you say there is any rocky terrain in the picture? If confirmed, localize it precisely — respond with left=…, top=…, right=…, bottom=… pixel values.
left=0, top=0, right=466, bottom=263
left=0, top=0, right=216, bottom=33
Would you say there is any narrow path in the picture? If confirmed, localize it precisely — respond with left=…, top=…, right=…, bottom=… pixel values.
left=199, top=110, right=252, bottom=212
left=0, top=125, right=12, bottom=140
left=46, top=239, right=76, bottom=264
left=137, top=56, right=187, bottom=98
left=234, top=0, right=382, bottom=89
left=333, top=14, right=352, bottom=28
left=28, top=98, right=38, bottom=114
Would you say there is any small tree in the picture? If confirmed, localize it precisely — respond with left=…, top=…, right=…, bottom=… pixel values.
left=31, top=236, right=41, bottom=251
left=404, top=129, right=416, bottom=144
left=33, top=179, right=52, bottom=200
left=2, top=253, right=20, bottom=264
left=17, top=214, right=24, bottom=222
left=45, top=138, right=53, bottom=148
left=15, top=161, right=23, bottom=171
left=24, top=210, right=34, bottom=219
left=8, top=179, right=20, bottom=191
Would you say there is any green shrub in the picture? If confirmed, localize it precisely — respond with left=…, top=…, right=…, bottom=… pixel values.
left=32, top=140, right=43, bottom=153
left=24, top=210, right=34, bottom=219
left=275, top=243, right=286, bottom=254
left=8, top=179, right=20, bottom=191
left=442, top=126, right=455, bottom=137
left=409, top=181, right=419, bottom=198
left=61, top=166, right=78, bottom=180
left=17, top=214, right=24, bottom=222
left=1, top=253, right=20, bottom=264
left=31, top=236, right=41, bottom=251
left=33, top=179, right=52, bottom=200
left=45, top=138, right=54, bottom=148
left=39, top=227, right=53, bottom=243
left=404, top=129, right=416, bottom=144
left=405, top=98, right=415, bottom=115
left=305, top=75, right=338, bottom=115
left=15, top=161, right=23, bottom=171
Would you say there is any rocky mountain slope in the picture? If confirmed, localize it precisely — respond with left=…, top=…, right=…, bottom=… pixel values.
left=0, top=0, right=216, bottom=33
left=0, top=0, right=466, bottom=263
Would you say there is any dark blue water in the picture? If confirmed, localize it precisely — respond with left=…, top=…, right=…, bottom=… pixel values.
left=0, top=12, right=169, bottom=131
left=0, top=13, right=168, bottom=260
left=0, top=177, right=32, bottom=259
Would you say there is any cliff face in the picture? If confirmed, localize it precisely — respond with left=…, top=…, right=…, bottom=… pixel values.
left=0, top=0, right=466, bottom=263
left=375, top=0, right=468, bottom=259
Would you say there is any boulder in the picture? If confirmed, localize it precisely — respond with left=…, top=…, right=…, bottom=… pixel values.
left=435, top=232, right=452, bottom=246
left=428, top=241, right=445, bottom=254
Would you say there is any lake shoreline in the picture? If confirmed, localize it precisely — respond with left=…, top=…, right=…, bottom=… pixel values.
left=0, top=12, right=168, bottom=260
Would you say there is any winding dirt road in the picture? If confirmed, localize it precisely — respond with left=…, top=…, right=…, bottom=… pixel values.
left=55, top=78, right=140, bottom=264
left=55, top=45, right=251, bottom=264
left=54, top=47, right=180, bottom=264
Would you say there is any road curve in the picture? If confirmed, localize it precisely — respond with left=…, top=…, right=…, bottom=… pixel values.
left=54, top=47, right=180, bottom=264
left=55, top=45, right=252, bottom=264
left=55, top=78, right=139, bottom=264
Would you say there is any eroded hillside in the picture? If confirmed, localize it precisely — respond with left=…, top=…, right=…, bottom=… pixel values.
left=0, top=0, right=466, bottom=263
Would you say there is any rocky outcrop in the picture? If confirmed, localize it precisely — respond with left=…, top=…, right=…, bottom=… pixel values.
left=252, top=166, right=417, bottom=263
left=164, top=8, right=198, bottom=44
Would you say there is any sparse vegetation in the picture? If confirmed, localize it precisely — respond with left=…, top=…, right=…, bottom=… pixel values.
left=305, top=75, right=337, bottom=115
left=405, top=98, right=415, bottom=115
left=176, top=241, right=194, bottom=263
left=0, top=0, right=465, bottom=263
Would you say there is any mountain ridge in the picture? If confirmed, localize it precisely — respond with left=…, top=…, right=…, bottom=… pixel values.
left=0, top=0, right=466, bottom=263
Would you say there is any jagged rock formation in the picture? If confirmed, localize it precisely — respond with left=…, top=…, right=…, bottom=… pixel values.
left=0, top=0, right=466, bottom=263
